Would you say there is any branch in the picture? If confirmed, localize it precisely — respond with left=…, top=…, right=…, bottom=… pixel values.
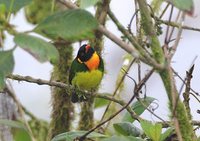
left=183, top=65, right=194, bottom=120
left=7, top=74, right=68, bottom=89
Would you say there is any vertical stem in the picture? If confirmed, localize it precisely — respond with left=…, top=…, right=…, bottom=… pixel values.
left=160, top=65, right=195, bottom=141
left=48, top=42, right=74, bottom=140
left=183, top=65, right=194, bottom=120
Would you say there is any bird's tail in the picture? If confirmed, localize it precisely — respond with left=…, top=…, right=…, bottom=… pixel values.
left=71, top=91, right=87, bottom=103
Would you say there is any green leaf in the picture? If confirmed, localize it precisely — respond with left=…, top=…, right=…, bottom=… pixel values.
left=0, top=119, right=31, bottom=141
left=94, top=97, right=109, bottom=108
left=0, top=74, right=4, bottom=90
left=140, top=120, right=162, bottom=141
left=51, top=131, right=107, bottom=141
left=0, top=119, right=28, bottom=132
left=80, top=0, right=100, bottom=8
left=94, top=93, right=110, bottom=108
left=13, top=129, right=31, bottom=141
left=14, top=33, right=59, bottom=63
left=113, top=122, right=143, bottom=137
left=166, top=0, right=194, bottom=15
left=34, top=9, right=98, bottom=41
left=0, top=50, right=14, bottom=90
left=101, top=135, right=145, bottom=141
left=0, top=0, right=32, bottom=12
left=0, top=3, right=6, bottom=13
left=160, top=128, right=174, bottom=141
left=122, top=97, right=156, bottom=122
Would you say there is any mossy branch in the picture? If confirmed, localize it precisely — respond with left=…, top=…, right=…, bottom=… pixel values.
left=137, top=0, right=195, bottom=140
left=48, top=43, right=74, bottom=140
left=137, top=0, right=164, bottom=64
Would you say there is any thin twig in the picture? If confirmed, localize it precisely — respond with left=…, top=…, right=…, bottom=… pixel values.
left=95, top=94, right=141, bottom=121
left=169, top=12, right=185, bottom=59
left=100, top=59, right=136, bottom=122
left=159, top=3, right=170, bottom=19
left=190, top=92, right=200, bottom=103
left=158, top=19, right=200, bottom=32
left=127, top=9, right=139, bottom=36
left=164, top=5, right=173, bottom=44
left=173, top=69, right=199, bottom=96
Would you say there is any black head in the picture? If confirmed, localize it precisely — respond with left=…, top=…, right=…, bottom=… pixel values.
left=77, top=44, right=94, bottom=62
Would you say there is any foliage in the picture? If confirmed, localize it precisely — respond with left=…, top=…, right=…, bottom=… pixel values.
left=0, top=50, right=14, bottom=89
left=34, top=9, right=98, bottom=41
left=0, top=0, right=32, bottom=12
left=14, top=33, right=59, bottom=64
left=51, top=131, right=106, bottom=141
left=140, top=120, right=173, bottom=141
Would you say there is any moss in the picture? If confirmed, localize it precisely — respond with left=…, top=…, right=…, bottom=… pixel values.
left=48, top=42, right=74, bottom=140
left=176, top=101, right=194, bottom=141
left=24, top=0, right=63, bottom=24
left=78, top=97, right=94, bottom=130
left=160, top=70, right=195, bottom=141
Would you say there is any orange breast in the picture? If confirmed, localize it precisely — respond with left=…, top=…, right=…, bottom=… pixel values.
left=85, top=52, right=100, bottom=71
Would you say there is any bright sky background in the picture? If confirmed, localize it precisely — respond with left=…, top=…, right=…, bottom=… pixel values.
left=4, top=0, right=200, bottom=128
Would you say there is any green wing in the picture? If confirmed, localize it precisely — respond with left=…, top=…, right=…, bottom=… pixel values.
left=98, top=56, right=104, bottom=73
left=69, top=58, right=88, bottom=84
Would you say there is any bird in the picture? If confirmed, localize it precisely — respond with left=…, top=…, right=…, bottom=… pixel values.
left=69, top=44, right=104, bottom=103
